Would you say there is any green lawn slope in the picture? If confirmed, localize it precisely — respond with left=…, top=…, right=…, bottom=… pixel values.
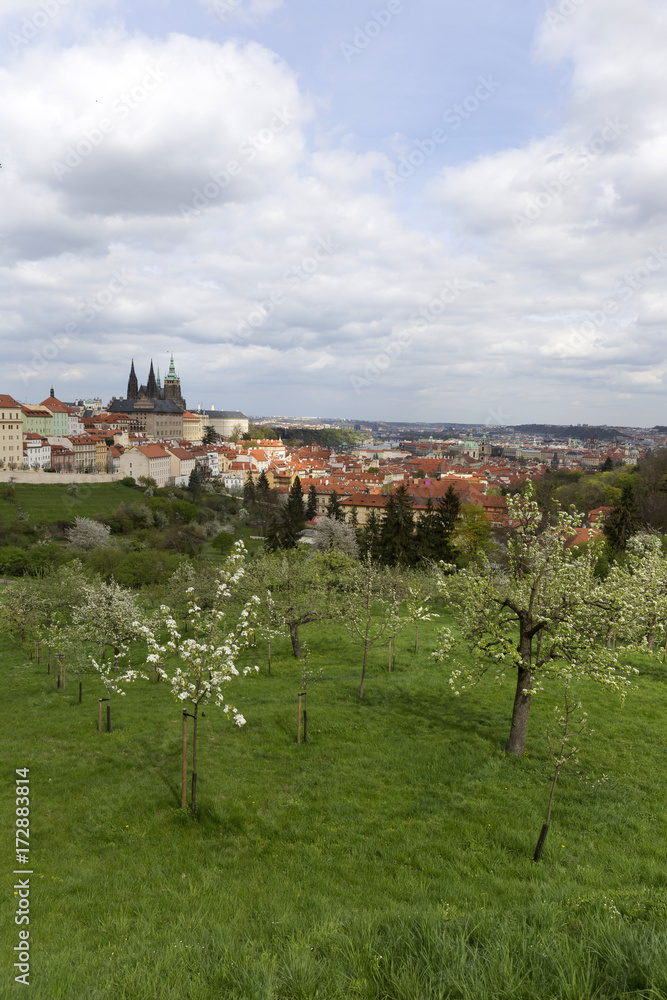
left=1, top=616, right=666, bottom=999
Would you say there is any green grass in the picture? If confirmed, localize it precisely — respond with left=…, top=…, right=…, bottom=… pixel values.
left=2, top=616, right=667, bottom=999
left=0, top=483, right=139, bottom=529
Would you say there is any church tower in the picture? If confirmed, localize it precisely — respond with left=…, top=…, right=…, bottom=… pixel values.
left=163, top=352, right=186, bottom=409
left=127, top=360, right=138, bottom=399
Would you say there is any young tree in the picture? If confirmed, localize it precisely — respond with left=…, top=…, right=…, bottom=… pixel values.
left=606, top=533, right=667, bottom=653
left=337, top=555, right=403, bottom=698
left=89, top=648, right=144, bottom=733
left=138, top=541, right=259, bottom=813
left=72, top=579, right=146, bottom=671
left=0, top=578, right=51, bottom=647
left=534, top=687, right=596, bottom=862
left=433, top=485, right=637, bottom=755
left=243, top=550, right=331, bottom=657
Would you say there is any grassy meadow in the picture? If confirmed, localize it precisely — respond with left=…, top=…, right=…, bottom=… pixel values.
left=2, top=606, right=667, bottom=999
left=0, top=483, right=136, bottom=529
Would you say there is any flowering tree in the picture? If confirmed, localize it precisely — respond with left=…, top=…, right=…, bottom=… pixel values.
left=72, top=579, right=146, bottom=670
left=242, top=550, right=331, bottom=658
left=255, top=588, right=284, bottom=674
left=66, top=516, right=112, bottom=551
left=137, top=541, right=260, bottom=814
left=89, top=647, right=144, bottom=732
left=404, top=582, right=439, bottom=653
left=605, top=533, right=667, bottom=654
left=433, top=485, right=637, bottom=754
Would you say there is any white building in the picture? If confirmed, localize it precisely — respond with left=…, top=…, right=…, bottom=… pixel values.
left=119, top=444, right=172, bottom=487
left=23, top=434, right=52, bottom=469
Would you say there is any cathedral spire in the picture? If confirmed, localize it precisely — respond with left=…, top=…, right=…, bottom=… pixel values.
left=146, top=360, right=157, bottom=398
left=127, top=359, right=138, bottom=399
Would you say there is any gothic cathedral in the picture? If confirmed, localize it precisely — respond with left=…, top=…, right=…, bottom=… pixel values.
left=126, top=354, right=186, bottom=410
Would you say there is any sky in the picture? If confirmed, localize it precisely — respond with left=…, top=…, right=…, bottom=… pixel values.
left=1, top=0, right=666, bottom=426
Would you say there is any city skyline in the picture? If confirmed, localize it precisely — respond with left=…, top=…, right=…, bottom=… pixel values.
left=1, top=0, right=665, bottom=425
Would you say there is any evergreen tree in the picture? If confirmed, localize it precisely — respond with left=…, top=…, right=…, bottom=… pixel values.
left=188, top=467, right=202, bottom=493
left=286, top=476, right=306, bottom=532
left=605, top=482, right=643, bottom=552
left=326, top=491, right=345, bottom=522
left=379, top=485, right=415, bottom=566
left=243, top=474, right=256, bottom=508
left=358, top=507, right=382, bottom=562
left=202, top=425, right=217, bottom=445
left=305, top=484, right=318, bottom=521
left=347, top=506, right=359, bottom=529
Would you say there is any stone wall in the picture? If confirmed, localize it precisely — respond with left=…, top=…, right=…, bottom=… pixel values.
left=0, top=471, right=124, bottom=485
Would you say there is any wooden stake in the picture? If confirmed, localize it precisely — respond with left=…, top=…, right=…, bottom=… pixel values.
left=388, top=638, right=392, bottom=672
left=98, top=698, right=103, bottom=734
left=34, top=641, right=38, bottom=665
left=415, top=624, right=419, bottom=654
left=182, top=709, right=188, bottom=809
left=303, top=691, right=307, bottom=744
left=297, top=693, right=302, bottom=743
left=268, top=639, right=271, bottom=676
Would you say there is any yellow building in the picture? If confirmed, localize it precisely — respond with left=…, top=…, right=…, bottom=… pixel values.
left=181, top=411, right=203, bottom=444
left=0, top=394, right=23, bottom=469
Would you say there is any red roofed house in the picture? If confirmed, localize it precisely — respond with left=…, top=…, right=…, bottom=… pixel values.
left=119, top=444, right=172, bottom=487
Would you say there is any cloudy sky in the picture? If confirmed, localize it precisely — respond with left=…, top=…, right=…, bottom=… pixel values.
left=1, top=0, right=665, bottom=425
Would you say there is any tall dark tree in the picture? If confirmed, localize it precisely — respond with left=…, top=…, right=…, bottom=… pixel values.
left=305, top=484, right=318, bottom=521
left=253, top=471, right=282, bottom=538
left=188, top=467, right=202, bottom=494
left=605, top=482, right=643, bottom=552
left=326, top=491, right=345, bottom=522
left=286, top=476, right=306, bottom=531
left=202, top=425, right=218, bottom=445
left=379, top=485, right=415, bottom=566
left=243, top=473, right=256, bottom=508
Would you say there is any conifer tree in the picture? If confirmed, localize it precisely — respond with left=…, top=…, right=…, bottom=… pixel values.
left=305, top=484, right=318, bottom=521
left=605, top=482, right=643, bottom=552
left=379, top=484, right=415, bottom=566
left=326, top=491, right=345, bottom=522
left=243, top=473, right=256, bottom=508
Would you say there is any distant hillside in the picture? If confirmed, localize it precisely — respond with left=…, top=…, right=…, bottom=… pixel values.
left=514, top=425, right=625, bottom=442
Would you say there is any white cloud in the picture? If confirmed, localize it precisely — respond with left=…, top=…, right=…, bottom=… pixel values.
left=1, top=0, right=667, bottom=425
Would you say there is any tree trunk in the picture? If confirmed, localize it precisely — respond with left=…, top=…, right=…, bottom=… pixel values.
left=289, top=621, right=302, bottom=658
left=506, top=662, right=533, bottom=755
left=359, top=642, right=369, bottom=699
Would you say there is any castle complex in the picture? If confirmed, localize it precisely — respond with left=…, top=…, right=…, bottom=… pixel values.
left=126, top=354, right=186, bottom=411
